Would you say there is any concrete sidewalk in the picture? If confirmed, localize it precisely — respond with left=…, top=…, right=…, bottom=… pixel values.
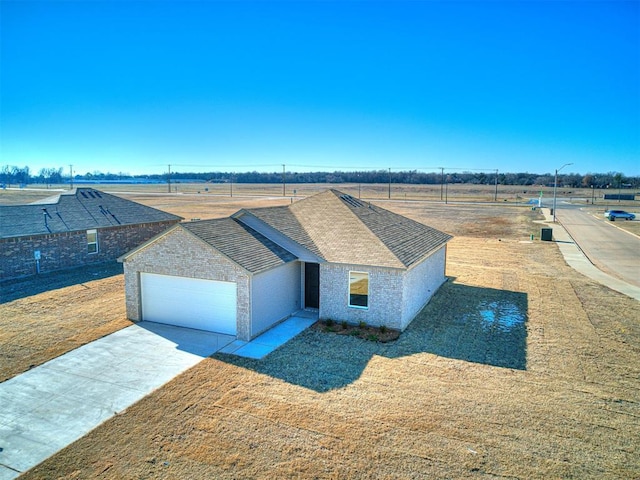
left=221, top=311, right=318, bottom=359
left=540, top=208, right=640, bottom=301
left=0, top=322, right=234, bottom=480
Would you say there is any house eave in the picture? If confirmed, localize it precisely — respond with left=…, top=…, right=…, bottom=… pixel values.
left=403, top=239, right=452, bottom=271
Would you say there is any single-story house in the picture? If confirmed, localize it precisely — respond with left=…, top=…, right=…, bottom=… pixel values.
left=119, top=189, right=452, bottom=341
left=0, top=188, right=182, bottom=279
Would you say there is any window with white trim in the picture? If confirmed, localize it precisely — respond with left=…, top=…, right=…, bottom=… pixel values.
left=349, top=271, right=369, bottom=308
left=87, top=229, right=98, bottom=254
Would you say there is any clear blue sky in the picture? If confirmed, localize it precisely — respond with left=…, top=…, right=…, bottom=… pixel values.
left=1, top=0, right=638, bottom=177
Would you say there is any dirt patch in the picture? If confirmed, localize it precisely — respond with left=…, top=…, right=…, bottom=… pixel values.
left=311, top=319, right=401, bottom=343
left=385, top=201, right=542, bottom=239
left=116, top=193, right=293, bottom=221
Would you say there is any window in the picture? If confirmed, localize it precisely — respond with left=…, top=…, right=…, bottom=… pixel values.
left=87, top=229, right=98, bottom=254
left=349, top=271, right=369, bottom=308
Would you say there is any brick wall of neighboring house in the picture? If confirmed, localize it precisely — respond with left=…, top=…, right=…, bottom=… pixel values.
left=319, top=263, right=405, bottom=330
left=0, top=220, right=178, bottom=280
left=122, top=227, right=252, bottom=341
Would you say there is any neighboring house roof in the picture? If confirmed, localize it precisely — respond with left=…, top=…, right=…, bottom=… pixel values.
left=181, top=218, right=297, bottom=274
left=237, top=189, right=452, bottom=269
left=0, top=188, right=182, bottom=239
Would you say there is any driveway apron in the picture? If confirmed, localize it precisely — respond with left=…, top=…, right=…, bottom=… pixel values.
left=0, top=322, right=234, bottom=480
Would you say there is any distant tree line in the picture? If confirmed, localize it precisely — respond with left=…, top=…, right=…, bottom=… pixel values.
left=1, top=165, right=638, bottom=189
left=1, top=166, right=65, bottom=186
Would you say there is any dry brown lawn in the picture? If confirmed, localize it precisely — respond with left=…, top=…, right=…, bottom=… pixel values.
left=11, top=197, right=639, bottom=479
left=0, top=263, right=131, bottom=382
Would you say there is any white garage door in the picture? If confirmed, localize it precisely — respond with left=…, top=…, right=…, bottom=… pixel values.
left=141, top=273, right=237, bottom=335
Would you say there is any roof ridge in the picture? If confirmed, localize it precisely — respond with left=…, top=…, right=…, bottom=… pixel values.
left=232, top=188, right=450, bottom=269
left=289, top=189, right=404, bottom=268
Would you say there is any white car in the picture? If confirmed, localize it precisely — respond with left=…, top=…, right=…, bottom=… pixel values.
left=604, top=210, right=636, bottom=221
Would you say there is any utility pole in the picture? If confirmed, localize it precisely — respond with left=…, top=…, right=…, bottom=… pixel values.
left=494, top=169, right=498, bottom=202
left=69, top=164, right=73, bottom=190
left=440, top=167, right=444, bottom=201
left=167, top=164, right=171, bottom=193
left=617, top=174, right=622, bottom=203
left=388, top=168, right=391, bottom=199
left=282, top=164, right=286, bottom=196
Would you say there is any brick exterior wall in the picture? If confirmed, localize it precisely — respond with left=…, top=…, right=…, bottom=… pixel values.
left=0, top=220, right=178, bottom=280
left=400, top=245, right=447, bottom=329
left=319, top=263, right=405, bottom=330
left=319, top=247, right=447, bottom=331
left=122, top=227, right=253, bottom=341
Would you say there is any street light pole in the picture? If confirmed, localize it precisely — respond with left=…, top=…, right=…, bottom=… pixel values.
left=552, top=163, right=573, bottom=222
left=282, top=164, right=286, bottom=196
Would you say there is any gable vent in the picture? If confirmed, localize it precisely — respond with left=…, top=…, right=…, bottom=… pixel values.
left=340, top=194, right=364, bottom=208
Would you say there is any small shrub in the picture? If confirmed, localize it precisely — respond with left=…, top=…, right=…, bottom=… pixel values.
left=350, top=330, right=361, bottom=337
left=342, top=321, right=348, bottom=329
left=379, top=325, right=387, bottom=334
left=325, top=318, right=334, bottom=327
left=358, top=320, right=367, bottom=329
left=367, top=334, right=379, bottom=342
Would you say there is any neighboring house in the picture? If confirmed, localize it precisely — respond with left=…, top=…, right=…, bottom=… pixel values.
left=0, top=188, right=182, bottom=279
left=120, top=189, right=452, bottom=341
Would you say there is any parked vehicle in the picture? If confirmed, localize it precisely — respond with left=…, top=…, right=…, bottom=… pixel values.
left=604, top=210, right=636, bottom=221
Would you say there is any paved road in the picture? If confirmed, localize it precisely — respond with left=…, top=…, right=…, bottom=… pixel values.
left=555, top=207, right=640, bottom=288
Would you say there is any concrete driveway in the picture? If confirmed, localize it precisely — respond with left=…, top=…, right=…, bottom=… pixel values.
left=0, top=322, right=234, bottom=480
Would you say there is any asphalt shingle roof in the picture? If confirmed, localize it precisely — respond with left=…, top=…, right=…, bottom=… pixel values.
left=241, top=189, right=452, bottom=269
left=0, top=188, right=182, bottom=239
left=181, top=217, right=297, bottom=274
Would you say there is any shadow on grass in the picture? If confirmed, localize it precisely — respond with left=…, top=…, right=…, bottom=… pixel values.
left=216, top=281, right=528, bottom=393
left=0, top=262, right=123, bottom=303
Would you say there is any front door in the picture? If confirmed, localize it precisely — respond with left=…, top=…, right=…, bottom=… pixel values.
left=304, top=263, right=320, bottom=309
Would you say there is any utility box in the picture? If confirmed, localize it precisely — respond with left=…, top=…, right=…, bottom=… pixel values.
left=541, top=228, right=553, bottom=241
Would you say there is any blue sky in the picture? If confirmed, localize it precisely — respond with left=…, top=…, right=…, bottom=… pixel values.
left=1, top=1, right=638, bottom=177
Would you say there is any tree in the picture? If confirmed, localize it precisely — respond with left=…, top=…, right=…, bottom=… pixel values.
left=0, top=165, right=12, bottom=186
left=11, top=166, right=30, bottom=185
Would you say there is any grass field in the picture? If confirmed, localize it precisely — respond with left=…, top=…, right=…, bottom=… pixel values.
left=2, top=180, right=638, bottom=205
left=3, top=181, right=638, bottom=236
left=2, top=190, right=638, bottom=479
